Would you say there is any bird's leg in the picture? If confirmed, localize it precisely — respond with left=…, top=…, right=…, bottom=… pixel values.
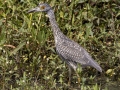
left=75, top=66, right=82, bottom=84
left=68, top=66, right=72, bottom=85
left=76, top=71, right=81, bottom=84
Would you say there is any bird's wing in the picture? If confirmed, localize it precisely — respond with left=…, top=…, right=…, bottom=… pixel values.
left=56, top=39, right=102, bottom=72
left=56, top=40, right=90, bottom=65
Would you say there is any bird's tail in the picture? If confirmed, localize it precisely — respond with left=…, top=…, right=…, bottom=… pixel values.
left=90, top=59, right=102, bottom=72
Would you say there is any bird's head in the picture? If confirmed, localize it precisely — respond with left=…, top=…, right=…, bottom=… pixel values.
left=28, top=3, right=52, bottom=13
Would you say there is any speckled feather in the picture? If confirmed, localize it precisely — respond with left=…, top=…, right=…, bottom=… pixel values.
left=28, top=3, right=102, bottom=72
left=47, top=8, right=102, bottom=72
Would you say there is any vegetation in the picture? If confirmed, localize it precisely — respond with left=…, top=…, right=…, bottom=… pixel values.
left=0, top=0, right=120, bottom=89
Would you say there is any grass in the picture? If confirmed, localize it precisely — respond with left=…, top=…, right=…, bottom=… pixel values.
left=0, top=0, right=120, bottom=90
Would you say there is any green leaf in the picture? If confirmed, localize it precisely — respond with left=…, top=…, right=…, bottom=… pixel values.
left=10, top=42, right=26, bottom=56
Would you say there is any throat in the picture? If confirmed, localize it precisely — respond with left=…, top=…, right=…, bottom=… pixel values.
left=47, top=10, right=66, bottom=43
left=49, top=17, right=63, bottom=43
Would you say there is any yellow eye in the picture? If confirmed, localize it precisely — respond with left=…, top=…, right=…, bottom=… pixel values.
left=40, top=6, right=45, bottom=10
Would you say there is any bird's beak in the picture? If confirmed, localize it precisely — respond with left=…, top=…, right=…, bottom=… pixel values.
left=27, top=7, right=40, bottom=13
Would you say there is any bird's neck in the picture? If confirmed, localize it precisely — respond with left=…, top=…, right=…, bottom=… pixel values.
left=47, top=10, right=65, bottom=43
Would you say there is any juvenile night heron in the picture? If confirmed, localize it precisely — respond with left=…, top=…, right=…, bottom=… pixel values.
left=28, top=3, right=102, bottom=83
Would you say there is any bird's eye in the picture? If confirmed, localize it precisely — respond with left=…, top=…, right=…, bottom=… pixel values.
left=40, top=6, right=45, bottom=10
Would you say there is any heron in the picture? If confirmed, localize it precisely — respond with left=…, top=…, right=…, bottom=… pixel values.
left=28, top=3, right=102, bottom=83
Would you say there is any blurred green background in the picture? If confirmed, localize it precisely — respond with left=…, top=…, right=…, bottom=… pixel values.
left=0, top=0, right=120, bottom=90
